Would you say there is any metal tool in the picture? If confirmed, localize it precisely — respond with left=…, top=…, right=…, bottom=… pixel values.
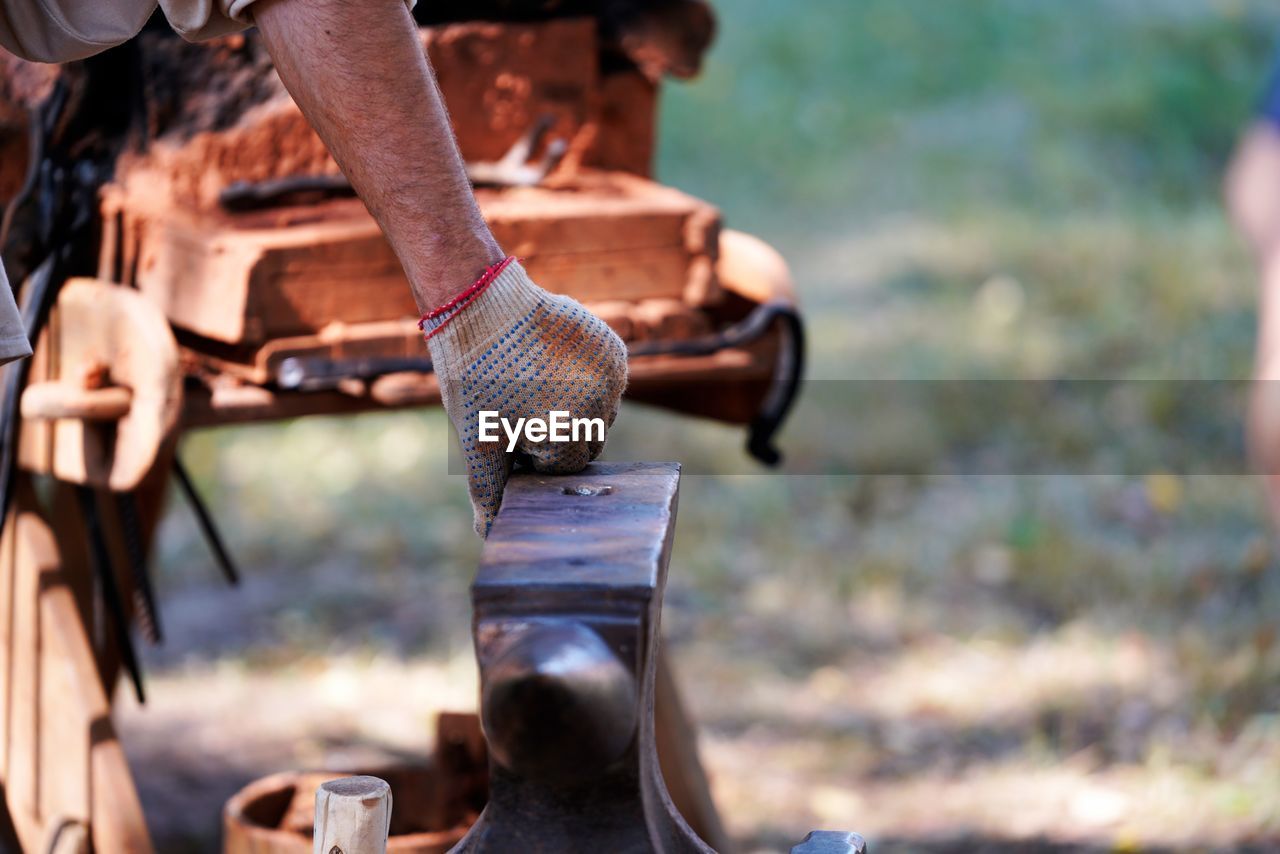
left=276, top=354, right=433, bottom=391
left=117, top=491, right=163, bottom=644
left=171, top=455, right=241, bottom=587
left=627, top=301, right=805, bottom=466
left=76, top=486, right=146, bottom=705
left=791, top=832, right=868, bottom=854
left=465, top=113, right=567, bottom=188
left=219, top=114, right=568, bottom=213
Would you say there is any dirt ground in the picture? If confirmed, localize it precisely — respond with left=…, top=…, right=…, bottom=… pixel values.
left=115, top=469, right=1280, bottom=852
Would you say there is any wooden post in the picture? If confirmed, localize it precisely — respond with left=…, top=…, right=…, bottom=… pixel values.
left=0, top=474, right=154, bottom=853
left=313, top=776, right=392, bottom=854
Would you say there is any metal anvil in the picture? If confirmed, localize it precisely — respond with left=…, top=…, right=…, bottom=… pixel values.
left=451, top=462, right=865, bottom=854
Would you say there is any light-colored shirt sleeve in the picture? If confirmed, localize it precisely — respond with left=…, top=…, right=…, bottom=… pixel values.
left=0, top=263, right=32, bottom=366
left=0, top=0, right=158, bottom=63
left=156, top=0, right=254, bottom=44
left=0, top=0, right=417, bottom=63
left=0, top=0, right=252, bottom=64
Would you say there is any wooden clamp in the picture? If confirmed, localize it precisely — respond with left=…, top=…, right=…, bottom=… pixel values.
left=457, top=462, right=863, bottom=853
left=18, top=278, right=181, bottom=491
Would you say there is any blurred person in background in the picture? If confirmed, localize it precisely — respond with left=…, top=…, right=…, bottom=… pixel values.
left=0, top=0, right=628, bottom=535
left=1227, top=60, right=1280, bottom=525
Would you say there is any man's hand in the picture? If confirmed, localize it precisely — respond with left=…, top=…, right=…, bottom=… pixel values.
left=425, top=259, right=628, bottom=536
left=253, top=1, right=626, bottom=534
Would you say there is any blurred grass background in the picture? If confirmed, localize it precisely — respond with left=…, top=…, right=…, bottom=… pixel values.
left=121, top=1, right=1280, bottom=850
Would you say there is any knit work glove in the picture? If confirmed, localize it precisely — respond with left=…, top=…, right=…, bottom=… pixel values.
left=423, top=258, right=628, bottom=536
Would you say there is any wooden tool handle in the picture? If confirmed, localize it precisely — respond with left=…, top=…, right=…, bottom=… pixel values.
left=313, top=776, right=391, bottom=854
left=20, top=382, right=132, bottom=421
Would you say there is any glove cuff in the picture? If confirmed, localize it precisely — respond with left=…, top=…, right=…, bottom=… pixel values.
left=423, top=258, right=547, bottom=369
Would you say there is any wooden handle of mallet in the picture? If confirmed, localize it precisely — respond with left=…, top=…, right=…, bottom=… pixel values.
left=313, top=776, right=392, bottom=854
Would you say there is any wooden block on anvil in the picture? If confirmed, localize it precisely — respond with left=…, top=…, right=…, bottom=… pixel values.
left=116, top=170, right=721, bottom=345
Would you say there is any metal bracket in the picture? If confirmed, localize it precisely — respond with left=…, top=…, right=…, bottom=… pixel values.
left=791, top=831, right=868, bottom=853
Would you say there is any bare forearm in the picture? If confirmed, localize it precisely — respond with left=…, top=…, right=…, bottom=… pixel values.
left=252, top=0, right=503, bottom=310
